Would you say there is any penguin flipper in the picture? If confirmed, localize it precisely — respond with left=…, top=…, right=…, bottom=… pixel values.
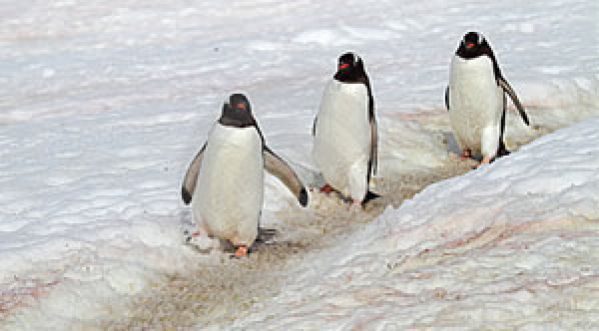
left=369, top=110, right=378, bottom=177
left=497, top=77, right=529, bottom=126
left=445, top=86, right=450, bottom=111
left=311, top=117, right=317, bottom=136
left=181, top=143, right=206, bottom=205
left=263, top=146, right=308, bottom=207
left=366, top=83, right=378, bottom=178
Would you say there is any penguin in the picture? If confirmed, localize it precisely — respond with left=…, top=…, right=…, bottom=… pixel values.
left=445, top=31, right=530, bottom=167
left=181, top=93, right=308, bottom=257
left=312, top=52, right=379, bottom=206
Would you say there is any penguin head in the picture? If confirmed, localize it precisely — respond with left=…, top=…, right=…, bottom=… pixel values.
left=229, top=93, right=251, bottom=113
left=218, top=93, right=256, bottom=128
left=334, top=52, right=367, bottom=82
left=457, top=31, right=488, bottom=58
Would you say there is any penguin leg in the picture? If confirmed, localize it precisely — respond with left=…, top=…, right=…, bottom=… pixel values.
left=454, top=134, right=472, bottom=160
left=233, top=245, right=249, bottom=258
left=476, top=156, right=493, bottom=168
left=189, top=231, right=203, bottom=238
left=230, top=220, right=258, bottom=258
left=186, top=213, right=205, bottom=239
left=192, top=214, right=211, bottom=237
left=349, top=199, right=363, bottom=212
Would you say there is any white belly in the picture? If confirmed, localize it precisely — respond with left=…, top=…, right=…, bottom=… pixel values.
left=313, top=79, right=371, bottom=200
left=449, top=55, right=503, bottom=157
left=192, top=124, right=263, bottom=246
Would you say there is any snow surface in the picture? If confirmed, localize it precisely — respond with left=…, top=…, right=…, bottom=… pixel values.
left=1, top=0, right=598, bottom=329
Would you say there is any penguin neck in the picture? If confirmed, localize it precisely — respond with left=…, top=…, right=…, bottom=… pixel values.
left=334, top=67, right=369, bottom=85
left=456, top=41, right=494, bottom=60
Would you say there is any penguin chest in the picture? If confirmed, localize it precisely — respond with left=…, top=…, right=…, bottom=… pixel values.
left=313, top=80, right=371, bottom=192
left=193, top=125, right=264, bottom=239
left=449, top=56, right=503, bottom=150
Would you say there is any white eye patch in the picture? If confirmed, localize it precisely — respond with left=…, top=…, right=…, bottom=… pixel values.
left=477, top=32, right=485, bottom=44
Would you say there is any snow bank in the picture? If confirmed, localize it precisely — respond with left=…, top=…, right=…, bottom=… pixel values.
left=229, top=118, right=599, bottom=330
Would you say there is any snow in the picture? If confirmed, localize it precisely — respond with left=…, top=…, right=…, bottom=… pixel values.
left=1, top=0, right=598, bottom=329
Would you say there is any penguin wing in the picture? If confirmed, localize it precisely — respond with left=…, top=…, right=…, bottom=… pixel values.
left=497, top=77, right=530, bottom=126
left=263, top=146, right=308, bottom=207
left=445, top=86, right=450, bottom=111
left=369, top=105, right=378, bottom=177
left=181, top=143, right=206, bottom=205
left=366, top=82, right=378, bottom=177
left=311, top=117, right=317, bottom=136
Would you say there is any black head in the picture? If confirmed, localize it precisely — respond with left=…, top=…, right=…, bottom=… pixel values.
left=334, top=52, right=367, bottom=83
left=456, top=31, right=490, bottom=59
left=218, top=93, right=256, bottom=128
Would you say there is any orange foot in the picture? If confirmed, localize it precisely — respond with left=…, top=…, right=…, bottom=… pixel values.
left=461, top=149, right=472, bottom=160
left=476, top=156, right=492, bottom=169
left=234, top=245, right=249, bottom=258
left=350, top=199, right=363, bottom=211
left=320, top=184, right=334, bottom=194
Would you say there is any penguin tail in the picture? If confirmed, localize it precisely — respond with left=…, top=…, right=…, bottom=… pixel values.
left=496, top=141, right=511, bottom=159
left=362, top=190, right=381, bottom=206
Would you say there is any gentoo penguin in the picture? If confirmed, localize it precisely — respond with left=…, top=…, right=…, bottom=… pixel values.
left=445, top=31, right=530, bottom=166
left=312, top=52, right=379, bottom=206
left=181, top=94, right=308, bottom=257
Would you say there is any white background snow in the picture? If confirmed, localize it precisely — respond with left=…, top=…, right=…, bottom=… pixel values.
left=1, top=0, right=598, bottom=330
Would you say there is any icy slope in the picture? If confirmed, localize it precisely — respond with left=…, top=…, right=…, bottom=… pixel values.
left=231, top=118, right=599, bottom=330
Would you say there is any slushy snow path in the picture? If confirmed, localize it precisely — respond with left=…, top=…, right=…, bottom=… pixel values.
left=1, top=0, right=598, bottom=329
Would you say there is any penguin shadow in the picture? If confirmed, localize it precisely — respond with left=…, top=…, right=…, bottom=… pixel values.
left=256, top=227, right=279, bottom=244
left=443, top=131, right=461, bottom=156
left=244, top=228, right=313, bottom=258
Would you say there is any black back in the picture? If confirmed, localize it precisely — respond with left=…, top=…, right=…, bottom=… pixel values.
left=456, top=31, right=504, bottom=80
